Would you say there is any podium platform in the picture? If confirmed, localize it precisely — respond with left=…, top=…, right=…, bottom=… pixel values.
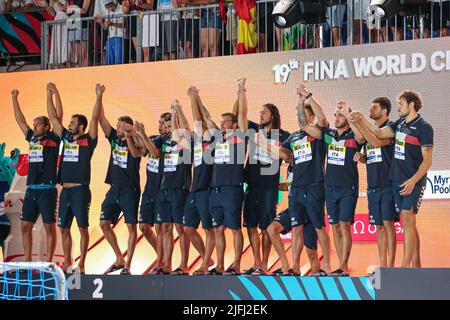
left=62, top=268, right=450, bottom=300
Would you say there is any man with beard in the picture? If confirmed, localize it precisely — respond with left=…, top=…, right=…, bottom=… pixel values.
left=12, top=87, right=62, bottom=264
left=300, top=96, right=365, bottom=276
left=351, top=97, right=397, bottom=269
left=46, top=83, right=101, bottom=274
left=208, top=78, right=248, bottom=275
left=256, top=84, right=331, bottom=276
left=242, top=101, right=290, bottom=275
left=182, top=86, right=216, bottom=275
left=156, top=101, right=193, bottom=275
left=99, top=97, right=144, bottom=275
left=137, top=101, right=192, bottom=274
left=349, top=91, right=433, bottom=268
left=134, top=113, right=171, bottom=274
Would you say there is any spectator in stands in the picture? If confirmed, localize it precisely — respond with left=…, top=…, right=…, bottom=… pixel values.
left=388, top=14, right=404, bottom=41
left=33, top=1, right=60, bottom=20
left=94, top=0, right=131, bottom=65
left=352, top=0, right=386, bottom=44
left=388, top=14, right=422, bottom=42
left=66, top=0, right=92, bottom=67
left=179, top=0, right=201, bottom=58
left=196, top=0, right=222, bottom=57
left=369, top=24, right=387, bottom=44
left=353, top=0, right=369, bottom=44
left=140, top=0, right=159, bottom=62
left=157, top=0, right=179, bottom=60
left=94, top=0, right=109, bottom=64
left=365, top=5, right=387, bottom=43
left=97, top=0, right=125, bottom=64
left=139, top=0, right=156, bottom=62
left=326, top=0, right=346, bottom=46
left=258, top=0, right=281, bottom=52
left=225, top=0, right=237, bottom=54
left=424, top=0, right=450, bottom=38
left=1, top=0, right=34, bottom=12
left=33, top=0, right=69, bottom=68
left=122, top=0, right=155, bottom=62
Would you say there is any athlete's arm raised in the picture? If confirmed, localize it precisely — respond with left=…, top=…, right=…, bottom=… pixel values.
left=339, top=101, right=365, bottom=144
left=171, top=100, right=192, bottom=150
left=98, top=94, right=113, bottom=138
left=134, top=121, right=161, bottom=158
left=237, top=78, right=248, bottom=131
left=89, top=83, right=104, bottom=139
left=194, top=88, right=219, bottom=137
left=188, top=86, right=205, bottom=136
left=11, top=89, right=31, bottom=136
left=296, top=85, right=322, bottom=139
left=297, top=84, right=328, bottom=128
left=46, top=83, right=64, bottom=137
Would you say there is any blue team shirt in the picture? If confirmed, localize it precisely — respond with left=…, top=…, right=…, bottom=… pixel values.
left=322, top=127, right=363, bottom=188
left=282, top=130, right=326, bottom=187
left=365, top=120, right=394, bottom=189
left=388, top=115, right=433, bottom=184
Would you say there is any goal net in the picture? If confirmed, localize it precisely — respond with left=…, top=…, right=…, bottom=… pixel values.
left=0, top=262, right=67, bottom=300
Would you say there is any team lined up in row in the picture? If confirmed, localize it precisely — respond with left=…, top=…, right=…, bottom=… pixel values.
left=11, top=79, right=433, bottom=275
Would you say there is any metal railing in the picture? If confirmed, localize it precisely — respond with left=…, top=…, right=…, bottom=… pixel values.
left=34, top=0, right=450, bottom=70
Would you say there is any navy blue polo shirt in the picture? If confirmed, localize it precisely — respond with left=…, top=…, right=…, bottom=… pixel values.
left=58, top=128, right=97, bottom=185
left=247, top=120, right=261, bottom=132
left=388, top=115, right=433, bottom=184
left=282, top=130, right=326, bottom=188
left=25, top=129, right=60, bottom=185
left=365, top=120, right=394, bottom=189
left=105, top=128, right=141, bottom=189
left=323, top=127, right=362, bottom=188
left=160, top=135, right=192, bottom=191
left=245, top=127, right=290, bottom=190
left=191, top=133, right=214, bottom=192
left=143, top=135, right=165, bottom=196
left=211, top=129, right=247, bottom=187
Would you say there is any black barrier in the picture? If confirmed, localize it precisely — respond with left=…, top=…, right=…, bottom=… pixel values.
left=377, top=268, right=450, bottom=300
left=64, top=269, right=450, bottom=300
left=67, top=274, right=163, bottom=300
left=66, top=274, right=375, bottom=300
